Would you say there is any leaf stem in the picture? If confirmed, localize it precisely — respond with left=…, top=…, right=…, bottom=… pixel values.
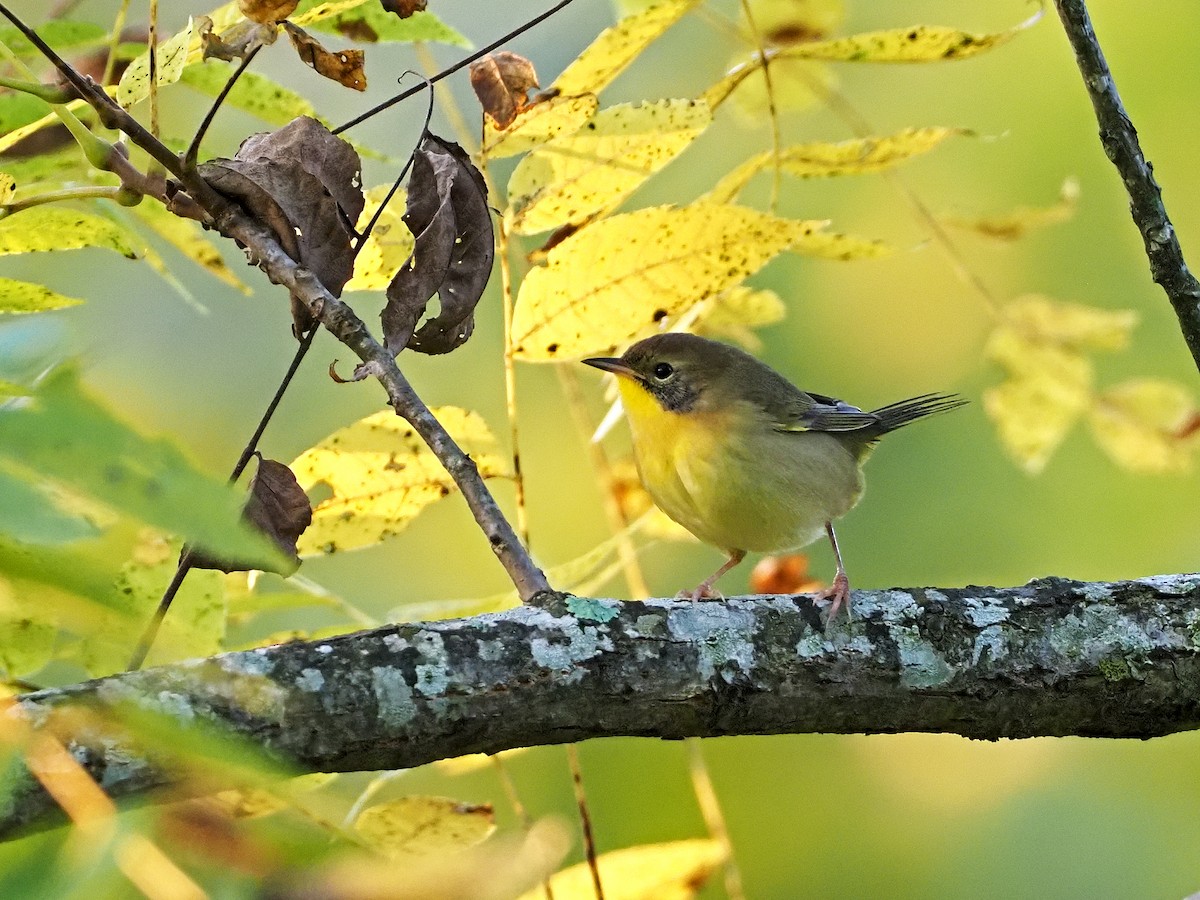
left=100, top=0, right=131, bottom=88
left=0, top=186, right=125, bottom=218
left=565, top=744, right=604, bottom=900
left=736, top=0, right=781, bottom=213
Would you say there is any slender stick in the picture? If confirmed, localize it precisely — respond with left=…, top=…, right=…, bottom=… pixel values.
left=565, top=745, right=604, bottom=900
left=1053, top=0, right=1200, bottom=373
left=147, top=0, right=159, bottom=140
left=687, top=741, right=745, bottom=900
left=100, top=0, right=131, bottom=87
left=185, top=45, right=263, bottom=168
left=332, top=0, right=579, bottom=135
left=736, top=0, right=781, bottom=212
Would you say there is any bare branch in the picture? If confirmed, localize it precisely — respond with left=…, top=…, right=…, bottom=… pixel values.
left=4, top=574, right=1200, bottom=838
left=1054, top=0, right=1200, bottom=372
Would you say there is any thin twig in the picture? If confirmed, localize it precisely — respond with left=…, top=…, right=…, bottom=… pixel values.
left=100, top=0, right=131, bottom=87
left=1053, top=0, right=1200, bottom=373
left=736, top=0, right=781, bottom=212
left=0, top=186, right=126, bottom=218
left=185, top=45, right=263, bottom=168
left=126, top=550, right=194, bottom=671
left=565, top=745, right=604, bottom=900
left=332, top=0, right=579, bottom=135
left=147, top=0, right=159, bottom=140
left=687, top=740, right=745, bottom=900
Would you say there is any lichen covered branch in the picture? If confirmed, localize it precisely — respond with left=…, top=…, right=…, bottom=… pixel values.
left=1054, top=0, right=1200, bottom=372
left=5, top=574, right=1200, bottom=838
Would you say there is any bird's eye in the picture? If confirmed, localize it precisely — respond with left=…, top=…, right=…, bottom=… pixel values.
left=652, top=362, right=674, bottom=380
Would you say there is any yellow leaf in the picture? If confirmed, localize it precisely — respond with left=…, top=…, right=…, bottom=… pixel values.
left=130, top=201, right=252, bottom=294
left=789, top=228, right=891, bottom=260
left=212, top=772, right=336, bottom=818
left=523, top=839, right=726, bottom=900
left=1089, top=379, right=1198, bottom=473
left=0, top=174, right=13, bottom=205
left=742, top=0, right=844, bottom=44
left=723, top=55, right=832, bottom=118
left=781, top=9, right=1042, bottom=62
left=292, top=407, right=510, bottom=555
left=983, top=329, right=1092, bottom=474
left=117, top=19, right=195, bottom=108
left=434, top=747, right=530, bottom=776
left=507, top=99, right=712, bottom=235
left=482, top=93, right=600, bottom=160
left=0, top=208, right=139, bottom=258
left=344, top=184, right=413, bottom=292
left=684, top=286, right=786, bottom=350
left=552, top=0, right=699, bottom=96
left=945, top=177, right=1080, bottom=241
left=511, top=204, right=823, bottom=361
left=354, top=796, right=496, bottom=860
left=999, top=294, right=1136, bottom=353
left=708, top=127, right=965, bottom=203
left=0, top=100, right=91, bottom=155
left=0, top=278, right=83, bottom=313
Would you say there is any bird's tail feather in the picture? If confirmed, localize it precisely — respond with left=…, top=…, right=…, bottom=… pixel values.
left=870, top=393, right=967, bottom=434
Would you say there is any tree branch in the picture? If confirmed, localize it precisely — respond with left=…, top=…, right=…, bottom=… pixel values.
left=4, top=574, right=1200, bottom=838
left=1054, top=0, right=1200, bottom=373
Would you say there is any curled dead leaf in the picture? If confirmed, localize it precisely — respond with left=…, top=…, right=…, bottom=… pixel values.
left=198, top=16, right=279, bottom=61
left=239, top=0, right=299, bottom=24
left=199, top=116, right=364, bottom=336
left=283, top=22, right=367, bottom=91
left=469, top=51, right=540, bottom=129
left=382, top=0, right=428, bottom=18
left=382, top=134, right=494, bottom=355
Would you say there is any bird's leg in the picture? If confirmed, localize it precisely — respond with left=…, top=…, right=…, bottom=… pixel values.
left=817, top=521, right=851, bottom=619
left=684, top=549, right=746, bottom=600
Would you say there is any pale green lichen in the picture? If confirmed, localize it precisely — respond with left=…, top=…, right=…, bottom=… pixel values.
left=972, top=625, right=1008, bottom=665
left=1047, top=604, right=1153, bottom=668
left=892, top=624, right=954, bottom=688
left=370, top=666, right=416, bottom=723
left=666, top=603, right=757, bottom=682
left=1098, top=656, right=1132, bottom=681
left=855, top=590, right=921, bottom=621
left=566, top=596, right=619, bottom=623
left=529, top=620, right=613, bottom=682
left=296, top=669, right=324, bottom=692
left=964, top=596, right=1011, bottom=628
left=795, top=633, right=831, bottom=659
left=476, top=638, right=505, bottom=662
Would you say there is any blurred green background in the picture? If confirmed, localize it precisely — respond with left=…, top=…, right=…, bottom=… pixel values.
left=4, top=0, right=1200, bottom=896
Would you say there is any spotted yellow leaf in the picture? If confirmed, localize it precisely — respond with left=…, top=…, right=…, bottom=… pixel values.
left=999, top=294, right=1136, bottom=353
left=790, top=229, right=891, bottom=260
left=684, top=286, right=786, bottom=350
left=781, top=9, right=1042, bottom=62
left=552, top=0, right=699, bottom=96
left=482, top=93, right=600, bottom=160
left=742, top=0, right=844, bottom=44
left=344, top=184, right=413, bottom=292
left=117, top=19, right=195, bottom=108
left=0, top=174, right=13, bottom=205
left=354, top=796, right=496, bottom=860
left=522, top=838, right=726, bottom=900
left=722, top=55, right=832, bottom=118
left=0, top=208, right=139, bottom=258
left=130, top=201, right=252, bottom=294
left=511, top=204, right=824, bottom=361
left=945, top=177, right=1080, bottom=241
left=708, top=127, right=965, bottom=203
left=507, top=99, right=711, bottom=235
left=292, top=407, right=509, bottom=555
left=0, top=278, right=82, bottom=313
left=1089, top=379, right=1198, bottom=473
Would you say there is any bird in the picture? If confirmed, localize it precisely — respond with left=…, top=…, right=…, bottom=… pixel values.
left=583, top=332, right=965, bottom=618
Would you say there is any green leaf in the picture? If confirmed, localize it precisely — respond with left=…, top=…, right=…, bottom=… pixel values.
left=0, top=208, right=140, bottom=258
left=296, top=0, right=470, bottom=46
left=0, top=368, right=284, bottom=570
left=0, top=20, right=107, bottom=58
left=0, top=92, right=51, bottom=135
left=181, top=62, right=317, bottom=126
left=117, top=19, right=194, bottom=108
left=0, top=277, right=83, bottom=313
left=0, top=469, right=99, bottom=544
left=128, top=200, right=252, bottom=295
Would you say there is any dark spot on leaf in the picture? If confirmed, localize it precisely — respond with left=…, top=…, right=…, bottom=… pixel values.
left=652, top=308, right=667, bottom=322
left=546, top=343, right=558, bottom=354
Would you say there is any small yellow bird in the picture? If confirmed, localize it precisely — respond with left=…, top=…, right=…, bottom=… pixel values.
left=584, top=333, right=964, bottom=617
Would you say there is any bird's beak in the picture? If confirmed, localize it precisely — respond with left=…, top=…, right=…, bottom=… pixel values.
left=582, top=357, right=638, bottom=380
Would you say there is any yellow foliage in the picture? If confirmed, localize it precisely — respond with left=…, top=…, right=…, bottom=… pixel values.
left=506, top=99, right=712, bottom=235
left=291, top=407, right=510, bottom=555
left=682, top=286, right=786, bottom=350
left=511, top=204, right=824, bottom=361
left=0, top=208, right=139, bottom=258
left=722, top=55, right=832, bottom=118
left=780, top=10, right=1042, bottom=63
left=551, top=0, right=699, bottom=97
left=708, top=127, right=965, bottom=203
left=741, top=0, right=844, bottom=45
left=353, top=796, right=496, bottom=860
left=0, top=174, right=13, bottom=205
left=344, top=184, right=413, bottom=292
left=1089, top=379, right=1198, bottom=473
left=117, top=18, right=195, bottom=108
left=482, top=93, right=600, bottom=159
left=131, top=201, right=253, bottom=294
left=999, top=293, right=1136, bottom=353
left=522, top=838, right=726, bottom=900
left=945, top=177, right=1080, bottom=241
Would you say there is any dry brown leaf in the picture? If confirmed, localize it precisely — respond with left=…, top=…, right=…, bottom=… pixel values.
left=382, top=0, right=427, bottom=18
left=383, top=135, right=493, bottom=355
left=239, top=0, right=299, bottom=23
left=283, top=22, right=367, bottom=91
left=198, top=16, right=279, bottom=61
left=469, top=51, right=540, bottom=129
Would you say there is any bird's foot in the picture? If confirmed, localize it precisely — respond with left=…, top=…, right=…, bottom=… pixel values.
left=815, top=571, right=851, bottom=621
left=677, top=584, right=724, bottom=602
